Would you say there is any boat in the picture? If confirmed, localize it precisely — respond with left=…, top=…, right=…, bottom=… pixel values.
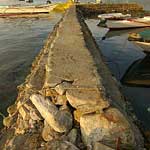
left=0, top=4, right=57, bottom=15
left=121, top=54, right=150, bottom=87
left=106, top=19, right=150, bottom=30
left=98, top=13, right=131, bottom=20
left=132, top=16, right=150, bottom=24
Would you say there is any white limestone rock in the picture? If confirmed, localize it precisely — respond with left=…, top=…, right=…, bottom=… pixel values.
left=30, top=94, right=72, bottom=133
left=80, top=108, right=135, bottom=147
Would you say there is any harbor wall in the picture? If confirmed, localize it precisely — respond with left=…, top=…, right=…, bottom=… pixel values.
left=78, top=3, right=144, bottom=17
left=0, top=5, right=144, bottom=150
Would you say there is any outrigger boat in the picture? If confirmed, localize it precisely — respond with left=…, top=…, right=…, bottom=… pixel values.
left=0, top=4, right=57, bottom=15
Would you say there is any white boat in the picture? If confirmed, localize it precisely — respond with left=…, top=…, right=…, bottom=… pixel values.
left=106, top=20, right=150, bottom=30
left=98, top=13, right=131, bottom=20
left=0, top=4, right=57, bottom=15
left=132, top=16, right=150, bottom=24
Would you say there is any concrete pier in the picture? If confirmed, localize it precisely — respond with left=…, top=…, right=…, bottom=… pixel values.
left=0, top=6, right=144, bottom=150
left=78, top=3, right=143, bottom=17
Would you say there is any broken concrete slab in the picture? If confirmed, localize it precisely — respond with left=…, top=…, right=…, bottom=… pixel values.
left=66, top=88, right=108, bottom=109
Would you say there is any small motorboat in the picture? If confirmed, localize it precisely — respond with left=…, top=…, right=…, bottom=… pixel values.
left=132, top=16, right=150, bottom=24
left=105, top=19, right=150, bottom=30
left=0, top=4, right=57, bottom=15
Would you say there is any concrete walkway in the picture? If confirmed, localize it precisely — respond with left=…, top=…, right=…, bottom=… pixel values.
left=0, top=6, right=144, bottom=150
left=43, top=6, right=143, bottom=149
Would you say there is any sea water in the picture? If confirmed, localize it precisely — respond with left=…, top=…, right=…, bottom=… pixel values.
left=0, top=0, right=62, bottom=126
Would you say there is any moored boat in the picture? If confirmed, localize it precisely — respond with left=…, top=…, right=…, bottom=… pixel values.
left=98, top=13, right=131, bottom=20
left=0, top=4, right=57, bottom=15
left=106, top=20, right=150, bottom=30
left=132, top=16, right=150, bottom=24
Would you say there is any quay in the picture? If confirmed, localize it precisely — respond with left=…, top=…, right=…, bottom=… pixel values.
left=77, top=3, right=143, bottom=17
left=0, top=5, right=144, bottom=150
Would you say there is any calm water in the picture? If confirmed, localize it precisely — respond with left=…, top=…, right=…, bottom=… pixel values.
left=0, top=10, right=62, bottom=125
left=86, top=19, right=150, bottom=132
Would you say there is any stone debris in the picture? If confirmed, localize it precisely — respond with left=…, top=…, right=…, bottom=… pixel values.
left=55, top=95, right=68, bottom=106
left=80, top=108, right=135, bottom=146
left=30, top=94, right=73, bottom=133
left=18, top=106, right=30, bottom=121
left=29, top=109, right=43, bottom=121
left=3, top=116, right=15, bottom=128
left=93, top=142, right=115, bottom=150
left=42, top=120, right=62, bottom=142
left=15, top=115, right=29, bottom=134
left=45, top=140, right=80, bottom=150
left=7, top=104, right=17, bottom=115
left=67, top=128, right=78, bottom=145
left=54, top=81, right=72, bottom=95
left=0, top=5, right=144, bottom=150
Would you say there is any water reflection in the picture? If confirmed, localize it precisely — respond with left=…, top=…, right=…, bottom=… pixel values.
left=86, top=18, right=150, bottom=131
left=0, top=13, right=62, bottom=127
left=121, top=54, right=150, bottom=87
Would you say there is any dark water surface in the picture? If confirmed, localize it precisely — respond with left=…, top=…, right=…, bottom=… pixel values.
left=86, top=19, right=150, bottom=132
left=0, top=13, right=62, bottom=126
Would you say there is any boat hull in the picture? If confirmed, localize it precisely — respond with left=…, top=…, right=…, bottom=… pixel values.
left=0, top=4, right=56, bottom=14
left=106, top=20, right=150, bottom=30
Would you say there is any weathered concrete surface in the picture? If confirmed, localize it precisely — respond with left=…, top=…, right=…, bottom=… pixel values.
left=43, top=5, right=143, bottom=149
left=0, top=5, right=144, bottom=150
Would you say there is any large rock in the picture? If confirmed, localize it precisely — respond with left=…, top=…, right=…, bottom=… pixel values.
left=30, top=94, right=72, bottom=133
left=66, top=89, right=109, bottom=109
left=80, top=107, right=135, bottom=147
